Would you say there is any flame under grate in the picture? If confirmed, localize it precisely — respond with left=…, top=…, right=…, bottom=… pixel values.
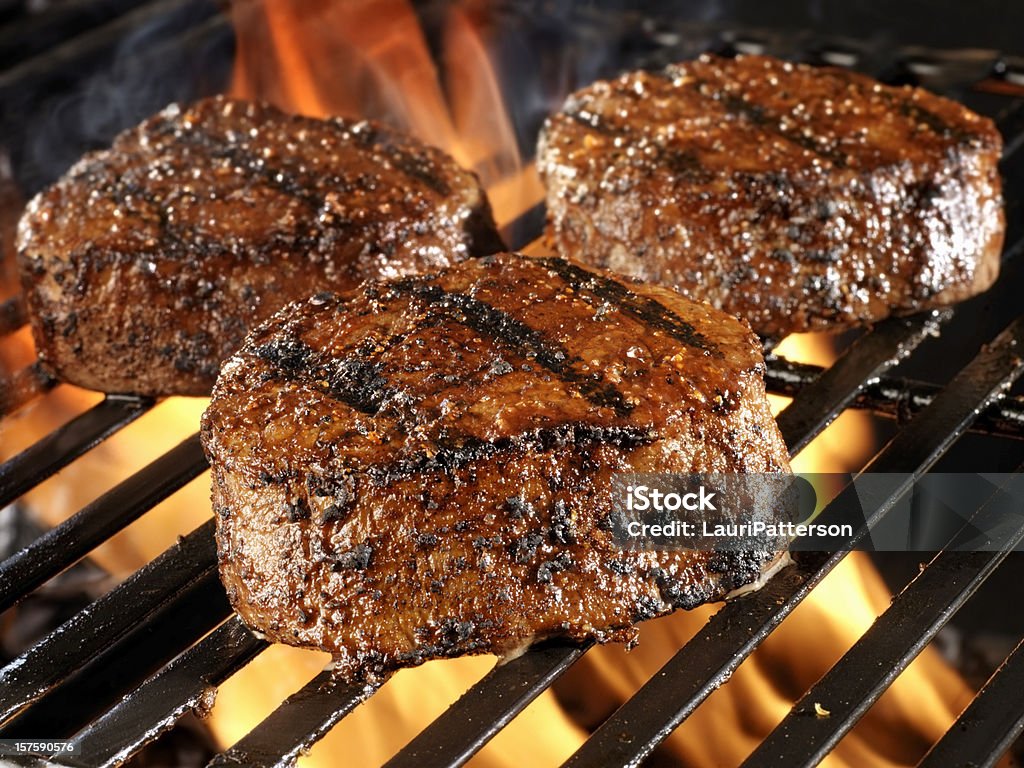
left=3, top=5, right=1024, bottom=767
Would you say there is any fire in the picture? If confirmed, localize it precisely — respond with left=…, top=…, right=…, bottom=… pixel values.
left=0, top=1, right=975, bottom=765
left=230, top=0, right=523, bottom=215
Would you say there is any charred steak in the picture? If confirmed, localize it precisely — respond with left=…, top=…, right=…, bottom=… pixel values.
left=538, top=54, right=1004, bottom=338
left=17, top=96, right=502, bottom=396
left=201, top=252, right=790, bottom=681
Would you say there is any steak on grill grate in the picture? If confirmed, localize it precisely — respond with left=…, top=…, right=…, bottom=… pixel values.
left=16, top=96, right=503, bottom=396
left=538, top=54, right=1004, bottom=338
left=201, top=252, right=790, bottom=681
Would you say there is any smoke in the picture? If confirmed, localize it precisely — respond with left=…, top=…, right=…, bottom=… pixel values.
left=5, top=0, right=232, bottom=196
left=439, top=1, right=734, bottom=162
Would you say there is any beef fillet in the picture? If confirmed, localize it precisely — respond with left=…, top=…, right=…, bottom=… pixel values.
left=17, top=96, right=502, bottom=396
left=538, top=54, right=1004, bottom=338
left=201, top=252, right=790, bottom=681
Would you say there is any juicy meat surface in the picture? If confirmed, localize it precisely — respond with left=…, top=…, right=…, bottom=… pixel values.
left=17, top=96, right=503, bottom=396
left=538, top=54, right=1005, bottom=338
left=201, top=252, right=790, bottom=681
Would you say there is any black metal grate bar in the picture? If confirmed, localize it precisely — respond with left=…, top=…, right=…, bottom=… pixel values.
left=774, top=311, right=948, bottom=455
left=918, top=636, right=1024, bottom=768
left=0, top=433, right=207, bottom=614
left=63, top=616, right=266, bottom=768
left=0, top=519, right=217, bottom=724
left=381, top=642, right=590, bottom=768
left=741, top=472, right=1024, bottom=768
left=559, top=313, right=1024, bottom=768
left=209, top=670, right=385, bottom=768
left=861, top=315, right=1024, bottom=473
left=558, top=552, right=829, bottom=768
left=500, top=202, right=545, bottom=252
left=0, top=395, right=152, bottom=508
left=765, top=357, right=1024, bottom=441
left=1, top=567, right=228, bottom=739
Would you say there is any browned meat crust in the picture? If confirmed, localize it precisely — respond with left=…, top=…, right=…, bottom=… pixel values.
left=201, top=252, right=790, bottom=681
left=538, top=54, right=1004, bottom=338
left=16, top=96, right=503, bottom=396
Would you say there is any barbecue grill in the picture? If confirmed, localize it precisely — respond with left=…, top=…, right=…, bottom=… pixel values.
left=3, top=2, right=1024, bottom=767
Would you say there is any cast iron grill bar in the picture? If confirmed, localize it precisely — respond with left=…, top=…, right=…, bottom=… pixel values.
left=63, top=616, right=266, bottom=768
left=0, top=519, right=218, bottom=725
left=208, top=670, right=386, bottom=768
left=0, top=395, right=152, bottom=508
left=377, top=642, right=589, bottom=768
left=742, top=474, right=1024, bottom=767
left=765, top=357, right=1024, bottom=441
left=773, top=311, right=948, bottom=455
left=0, top=567, right=228, bottom=740
left=244, top=290, right=947, bottom=768
left=918, top=637, right=1024, bottom=768
left=560, top=312, right=1024, bottom=768
left=499, top=202, right=545, bottom=252
left=0, top=432, right=207, bottom=614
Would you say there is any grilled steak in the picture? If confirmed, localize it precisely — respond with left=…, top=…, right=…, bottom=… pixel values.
left=201, top=252, right=790, bottom=681
left=538, top=54, right=1004, bottom=338
left=16, top=96, right=502, bottom=396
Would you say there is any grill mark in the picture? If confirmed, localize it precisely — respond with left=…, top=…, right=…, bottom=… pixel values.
left=564, top=107, right=629, bottom=138
left=174, top=124, right=452, bottom=209
left=365, top=423, right=655, bottom=484
left=175, top=130, right=326, bottom=210
left=252, top=336, right=396, bottom=417
left=389, top=281, right=635, bottom=417
left=714, top=90, right=850, bottom=167
left=384, top=146, right=452, bottom=196
left=562, top=104, right=712, bottom=183
left=826, top=66, right=977, bottom=145
left=535, top=257, right=723, bottom=358
left=896, top=96, right=976, bottom=144
left=680, top=70, right=848, bottom=167
left=659, top=147, right=714, bottom=183
left=88, top=173, right=196, bottom=259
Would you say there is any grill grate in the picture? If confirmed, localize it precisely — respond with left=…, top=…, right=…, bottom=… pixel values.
left=3, top=9, right=1024, bottom=768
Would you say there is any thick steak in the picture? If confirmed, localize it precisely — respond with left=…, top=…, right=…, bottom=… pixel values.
left=538, top=54, right=1004, bottom=338
left=201, top=252, right=790, bottom=681
left=17, top=96, right=502, bottom=396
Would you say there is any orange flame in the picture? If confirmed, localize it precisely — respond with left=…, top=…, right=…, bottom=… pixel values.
left=229, top=0, right=532, bottom=220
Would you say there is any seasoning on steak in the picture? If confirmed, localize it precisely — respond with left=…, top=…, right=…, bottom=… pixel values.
left=16, top=96, right=503, bottom=396
left=201, top=252, right=790, bottom=681
left=538, top=54, right=1005, bottom=339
